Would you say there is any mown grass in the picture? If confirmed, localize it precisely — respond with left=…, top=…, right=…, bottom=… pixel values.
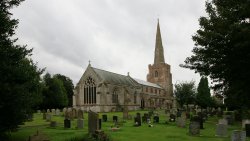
left=9, top=110, right=250, bottom=141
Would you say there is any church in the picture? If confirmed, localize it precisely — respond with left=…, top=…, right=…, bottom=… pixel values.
left=73, top=21, right=173, bottom=112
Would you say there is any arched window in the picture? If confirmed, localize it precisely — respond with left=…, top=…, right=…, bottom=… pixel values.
left=112, top=89, right=118, bottom=103
left=155, top=71, right=158, bottom=77
left=134, top=92, right=137, bottom=104
left=84, top=77, right=96, bottom=104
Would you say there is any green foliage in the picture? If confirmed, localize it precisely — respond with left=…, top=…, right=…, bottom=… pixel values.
left=181, top=0, right=250, bottom=110
left=196, top=77, right=212, bottom=108
left=0, top=0, right=43, bottom=137
left=54, top=74, right=74, bottom=106
left=174, top=81, right=196, bottom=108
left=40, top=73, right=68, bottom=109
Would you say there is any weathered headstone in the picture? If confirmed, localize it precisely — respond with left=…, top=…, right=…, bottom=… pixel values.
left=189, top=121, right=200, bottom=135
left=47, top=109, right=50, bottom=113
left=216, top=124, right=228, bottom=137
left=77, top=109, right=84, bottom=119
left=242, top=119, right=250, bottom=129
left=64, top=119, right=71, bottom=128
left=55, top=109, right=60, bottom=116
left=191, top=115, right=203, bottom=129
left=51, top=109, right=56, bottom=115
left=102, top=115, right=107, bottom=122
left=231, top=130, right=246, bottom=141
left=46, top=114, right=51, bottom=122
left=177, top=117, right=186, bottom=128
left=37, top=110, right=41, bottom=114
left=219, top=119, right=228, bottom=125
left=88, top=111, right=99, bottom=134
left=77, top=119, right=84, bottom=129
left=43, top=113, right=46, bottom=120
left=50, top=121, right=57, bottom=127
left=99, top=119, right=102, bottom=130
left=134, top=113, right=141, bottom=126
left=62, top=108, right=67, bottom=116
left=72, top=108, right=77, bottom=119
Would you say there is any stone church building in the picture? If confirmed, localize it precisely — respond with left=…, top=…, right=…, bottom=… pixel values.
left=73, top=21, right=173, bottom=112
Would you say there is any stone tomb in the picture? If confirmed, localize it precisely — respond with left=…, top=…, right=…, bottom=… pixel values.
left=231, top=130, right=246, bottom=141
left=215, top=124, right=228, bottom=137
left=88, top=111, right=100, bottom=134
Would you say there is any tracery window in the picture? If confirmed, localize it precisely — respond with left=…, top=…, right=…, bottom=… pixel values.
left=112, top=89, right=118, bottom=103
left=84, top=77, right=96, bottom=104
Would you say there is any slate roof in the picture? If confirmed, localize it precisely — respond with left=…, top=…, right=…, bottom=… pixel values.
left=92, top=67, right=138, bottom=87
left=133, top=78, right=162, bottom=89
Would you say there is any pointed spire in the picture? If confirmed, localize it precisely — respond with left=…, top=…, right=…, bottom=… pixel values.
left=154, top=19, right=165, bottom=64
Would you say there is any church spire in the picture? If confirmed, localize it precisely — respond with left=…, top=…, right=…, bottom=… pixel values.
left=154, top=19, right=165, bottom=64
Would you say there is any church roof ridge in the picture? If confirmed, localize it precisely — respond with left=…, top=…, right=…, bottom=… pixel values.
left=91, top=67, right=138, bottom=87
left=133, top=78, right=162, bottom=89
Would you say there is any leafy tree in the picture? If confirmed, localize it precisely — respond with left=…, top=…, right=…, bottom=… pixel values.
left=54, top=74, right=74, bottom=106
left=174, top=81, right=196, bottom=108
left=0, top=0, right=42, bottom=137
left=196, top=77, right=212, bottom=109
left=40, top=73, right=68, bottom=109
left=181, top=0, right=250, bottom=110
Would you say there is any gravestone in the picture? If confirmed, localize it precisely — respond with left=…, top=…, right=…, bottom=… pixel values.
left=113, top=116, right=118, bottom=123
left=72, top=108, right=77, bottom=119
left=246, top=124, right=250, bottom=137
left=224, top=114, right=234, bottom=125
left=88, top=111, right=99, bottom=134
left=50, top=121, right=57, bottom=127
left=169, top=114, right=176, bottom=122
left=153, top=116, right=159, bottom=123
left=64, top=119, right=71, bottom=128
left=77, top=109, right=84, bottom=119
left=216, top=124, right=228, bottom=137
left=62, top=108, right=67, bottom=116
left=47, top=109, right=50, bottom=113
left=189, top=121, right=200, bottom=135
left=77, top=119, right=84, bottom=129
left=134, top=113, right=141, bottom=126
left=231, top=130, right=246, bottom=141
left=99, top=119, right=102, bottom=130
left=46, top=114, right=51, bottom=122
left=37, top=110, right=41, bottom=114
left=102, top=115, right=107, bottom=122
left=51, top=109, right=56, bottom=115
left=43, top=113, right=46, bottom=120
left=55, top=109, right=60, bottom=116
left=219, top=119, right=228, bottom=125
left=191, top=115, right=203, bottom=129
left=177, top=117, right=186, bottom=128
left=242, top=119, right=250, bottom=129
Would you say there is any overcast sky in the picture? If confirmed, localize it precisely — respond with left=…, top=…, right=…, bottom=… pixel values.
left=12, top=0, right=207, bottom=86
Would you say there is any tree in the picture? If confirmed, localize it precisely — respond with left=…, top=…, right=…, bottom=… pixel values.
left=174, top=81, right=196, bottom=108
left=181, top=0, right=250, bottom=110
left=196, top=77, right=212, bottom=109
left=54, top=74, right=74, bottom=106
left=0, top=0, right=42, bottom=137
left=40, top=73, right=68, bottom=109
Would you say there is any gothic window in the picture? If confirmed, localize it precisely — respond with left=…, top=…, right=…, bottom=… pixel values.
left=151, top=88, right=153, bottom=93
left=155, top=71, right=158, bottom=77
left=84, top=77, right=96, bottom=104
left=134, top=92, right=137, bottom=104
left=146, top=87, right=148, bottom=92
left=155, top=89, right=157, bottom=94
left=112, top=89, right=118, bottom=103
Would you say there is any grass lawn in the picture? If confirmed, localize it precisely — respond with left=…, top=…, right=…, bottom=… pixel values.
left=9, top=110, right=250, bottom=141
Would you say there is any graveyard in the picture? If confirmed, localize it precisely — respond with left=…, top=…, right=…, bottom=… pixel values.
left=9, top=109, right=250, bottom=141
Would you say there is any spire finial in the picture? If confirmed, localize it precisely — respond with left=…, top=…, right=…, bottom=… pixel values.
left=154, top=19, right=165, bottom=64
left=88, top=60, right=91, bottom=67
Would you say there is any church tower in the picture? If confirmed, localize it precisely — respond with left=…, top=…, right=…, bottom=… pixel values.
left=147, top=20, right=173, bottom=97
